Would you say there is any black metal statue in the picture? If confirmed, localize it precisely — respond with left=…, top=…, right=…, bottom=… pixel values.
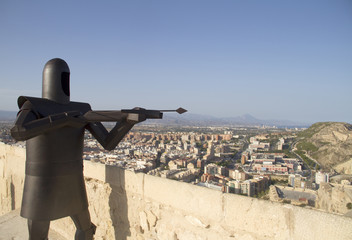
left=11, top=58, right=185, bottom=240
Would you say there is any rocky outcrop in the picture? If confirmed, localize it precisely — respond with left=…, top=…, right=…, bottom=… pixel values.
left=316, top=183, right=352, bottom=215
left=297, top=122, right=352, bottom=173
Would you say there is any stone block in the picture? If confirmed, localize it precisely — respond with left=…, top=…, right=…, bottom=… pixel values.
left=84, top=161, right=105, bottom=182
left=123, top=170, right=144, bottom=196
left=292, top=206, right=352, bottom=240
left=103, top=165, right=144, bottom=196
left=223, top=193, right=290, bottom=239
left=143, top=174, right=223, bottom=221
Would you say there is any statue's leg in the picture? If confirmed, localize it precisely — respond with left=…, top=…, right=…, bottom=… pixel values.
left=27, top=219, right=50, bottom=240
left=71, top=209, right=96, bottom=240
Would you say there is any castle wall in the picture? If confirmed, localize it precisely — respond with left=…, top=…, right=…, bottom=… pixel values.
left=1, top=142, right=352, bottom=240
left=0, top=142, right=25, bottom=215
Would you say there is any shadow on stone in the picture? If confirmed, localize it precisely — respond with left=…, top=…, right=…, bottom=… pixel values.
left=10, top=180, right=15, bottom=210
left=105, top=165, right=130, bottom=240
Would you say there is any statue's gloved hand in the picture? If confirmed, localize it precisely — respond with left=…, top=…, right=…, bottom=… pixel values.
left=127, top=113, right=146, bottom=124
left=125, top=107, right=147, bottom=124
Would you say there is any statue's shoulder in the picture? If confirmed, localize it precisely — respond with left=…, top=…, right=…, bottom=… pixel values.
left=69, top=101, right=91, bottom=113
left=17, top=96, right=91, bottom=116
left=17, top=96, right=44, bottom=108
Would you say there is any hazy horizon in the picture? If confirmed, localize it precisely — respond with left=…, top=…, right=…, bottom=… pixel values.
left=1, top=109, right=348, bottom=127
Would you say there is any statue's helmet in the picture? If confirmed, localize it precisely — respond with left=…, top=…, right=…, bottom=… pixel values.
left=42, top=58, right=70, bottom=104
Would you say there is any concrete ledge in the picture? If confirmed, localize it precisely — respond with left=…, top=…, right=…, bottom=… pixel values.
left=291, top=205, right=352, bottom=240
left=144, top=173, right=224, bottom=222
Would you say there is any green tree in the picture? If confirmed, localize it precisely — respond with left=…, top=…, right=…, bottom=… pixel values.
left=347, top=203, right=352, bottom=210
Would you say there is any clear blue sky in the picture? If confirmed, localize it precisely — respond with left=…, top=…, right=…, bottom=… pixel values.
left=1, top=1, right=351, bottom=123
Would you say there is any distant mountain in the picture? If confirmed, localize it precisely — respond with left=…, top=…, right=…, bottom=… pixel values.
left=0, top=111, right=17, bottom=121
left=225, top=114, right=259, bottom=124
left=0, top=109, right=307, bottom=127
left=297, top=122, right=352, bottom=174
left=223, top=114, right=305, bottom=127
left=145, top=112, right=308, bottom=127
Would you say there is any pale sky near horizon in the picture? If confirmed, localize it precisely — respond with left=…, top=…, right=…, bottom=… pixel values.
left=1, top=1, right=351, bottom=124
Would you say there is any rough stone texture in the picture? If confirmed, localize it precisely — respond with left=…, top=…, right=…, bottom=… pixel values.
left=316, top=182, right=352, bottom=215
left=1, top=143, right=352, bottom=240
left=335, top=158, right=352, bottom=175
left=0, top=143, right=25, bottom=216
left=269, top=185, right=281, bottom=202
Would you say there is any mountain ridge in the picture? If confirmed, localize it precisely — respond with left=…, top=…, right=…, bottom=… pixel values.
left=0, top=110, right=309, bottom=127
left=149, top=112, right=309, bottom=127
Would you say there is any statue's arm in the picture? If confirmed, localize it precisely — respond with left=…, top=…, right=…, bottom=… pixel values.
left=86, top=112, right=147, bottom=151
left=86, top=120, right=135, bottom=151
left=11, top=101, right=86, bottom=141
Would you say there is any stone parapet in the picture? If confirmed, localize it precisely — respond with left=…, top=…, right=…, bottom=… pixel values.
left=1, top=142, right=352, bottom=240
left=0, top=142, right=25, bottom=216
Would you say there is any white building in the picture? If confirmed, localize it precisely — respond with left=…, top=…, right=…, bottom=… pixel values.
left=315, top=171, right=329, bottom=187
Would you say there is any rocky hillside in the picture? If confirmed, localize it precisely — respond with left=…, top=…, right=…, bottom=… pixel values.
left=297, top=122, right=352, bottom=173
left=316, top=183, right=352, bottom=215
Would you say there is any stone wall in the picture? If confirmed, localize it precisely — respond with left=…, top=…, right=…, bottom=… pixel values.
left=1, top=142, right=352, bottom=240
left=0, top=142, right=25, bottom=215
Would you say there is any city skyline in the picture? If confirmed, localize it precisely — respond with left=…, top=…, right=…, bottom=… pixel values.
left=1, top=1, right=351, bottom=123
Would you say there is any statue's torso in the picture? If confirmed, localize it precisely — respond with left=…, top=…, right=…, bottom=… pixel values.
left=19, top=97, right=92, bottom=220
